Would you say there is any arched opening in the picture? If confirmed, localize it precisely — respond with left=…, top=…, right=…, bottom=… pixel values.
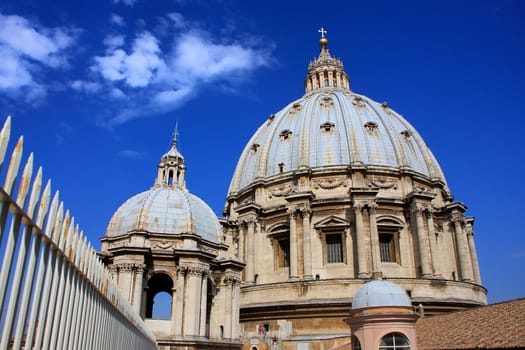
left=353, top=335, right=362, bottom=350
left=205, top=278, right=214, bottom=337
left=145, top=272, right=174, bottom=319
left=378, top=332, right=411, bottom=350
left=168, top=169, right=174, bottom=185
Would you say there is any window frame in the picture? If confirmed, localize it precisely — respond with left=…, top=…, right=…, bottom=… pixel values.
left=268, top=223, right=291, bottom=271
left=324, top=231, right=345, bottom=264
left=378, top=332, right=411, bottom=350
left=377, top=218, right=403, bottom=265
left=314, top=216, right=351, bottom=266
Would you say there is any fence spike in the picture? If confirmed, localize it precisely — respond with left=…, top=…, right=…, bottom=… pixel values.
left=25, top=164, right=42, bottom=220
left=0, top=116, right=11, bottom=172
left=36, top=179, right=52, bottom=228
left=76, top=231, right=85, bottom=267
left=4, top=135, right=24, bottom=196
left=64, top=216, right=75, bottom=256
left=69, top=224, right=79, bottom=261
left=16, top=152, right=34, bottom=208
left=57, top=209, right=70, bottom=250
left=51, top=201, right=64, bottom=241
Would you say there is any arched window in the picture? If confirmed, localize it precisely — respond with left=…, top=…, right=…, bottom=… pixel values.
left=353, top=335, right=362, bottom=350
left=378, top=332, right=411, bottom=350
left=146, top=273, right=173, bottom=319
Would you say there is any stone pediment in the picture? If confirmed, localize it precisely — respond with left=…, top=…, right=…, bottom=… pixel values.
left=314, top=216, right=351, bottom=230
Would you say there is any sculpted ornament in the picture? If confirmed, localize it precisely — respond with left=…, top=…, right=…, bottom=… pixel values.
left=320, top=96, right=334, bottom=108
left=313, top=177, right=347, bottom=189
left=178, top=262, right=210, bottom=276
left=224, top=272, right=241, bottom=285
left=289, top=102, right=303, bottom=114
left=268, top=183, right=295, bottom=198
left=352, top=96, right=366, bottom=107
left=151, top=240, right=176, bottom=250
left=367, top=176, right=397, bottom=189
left=450, top=213, right=466, bottom=226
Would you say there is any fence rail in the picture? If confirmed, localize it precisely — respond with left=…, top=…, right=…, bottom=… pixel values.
left=0, top=116, right=157, bottom=349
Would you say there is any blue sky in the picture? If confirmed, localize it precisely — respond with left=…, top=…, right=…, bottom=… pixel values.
left=0, top=0, right=523, bottom=304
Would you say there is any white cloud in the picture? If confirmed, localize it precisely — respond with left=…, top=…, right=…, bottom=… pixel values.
left=0, top=13, right=73, bottom=67
left=0, top=12, right=75, bottom=99
left=167, top=12, right=187, bottom=29
left=93, top=31, right=164, bottom=88
left=110, top=88, right=126, bottom=99
left=112, top=0, right=137, bottom=7
left=110, top=14, right=125, bottom=27
left=117, top=149, right=143, bottom=159
left=0, top=48, right=33, bottom=89
left=71, top=80, right=102, bottom=93
left=512, top=252, right=525, bottom=259
left=92, top=15, right=271, bottom=127
left=103, top=34, right=125, bottom=49
left=169, top=33, right=269, bottom=84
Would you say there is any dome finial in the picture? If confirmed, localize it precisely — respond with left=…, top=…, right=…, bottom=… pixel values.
left=172, top=121, right=179, bottom=145
left=318, top=27, right=328, bottom=48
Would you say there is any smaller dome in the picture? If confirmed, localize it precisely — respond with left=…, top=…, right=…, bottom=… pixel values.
left=352, top=280, right=411, bottom=309
left=105, top=130, right=220, bottom=243
left=106, top=187, right=220, bottom=243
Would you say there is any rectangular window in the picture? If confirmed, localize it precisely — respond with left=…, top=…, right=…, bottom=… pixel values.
left=277, top=239, right=290, bottom=268
left=379, top=233, right=395, bottom=262
left=326, top=234, right=343, bottom=263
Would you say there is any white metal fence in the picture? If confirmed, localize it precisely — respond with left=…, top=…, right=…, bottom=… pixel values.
left=0, top=117, right=157, bottom=349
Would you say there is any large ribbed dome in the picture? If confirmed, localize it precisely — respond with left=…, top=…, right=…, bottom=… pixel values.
left=228, top=37, right=446, bottom=195
left=105, top=136, right=220, bottom=243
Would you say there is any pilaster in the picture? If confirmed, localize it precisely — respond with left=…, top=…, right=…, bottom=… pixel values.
left=301, top=204, right=313, bottom=279
left=288, top=206, right=299, bottom=280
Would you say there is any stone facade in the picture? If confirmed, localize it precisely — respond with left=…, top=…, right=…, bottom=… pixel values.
left=222, top=34, right=486, bottom=350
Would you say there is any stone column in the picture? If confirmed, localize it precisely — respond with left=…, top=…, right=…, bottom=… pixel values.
left=451, top=214, right=474, bottom=281
left=254, top=222, right=261, bottom=282
left=466, top=220, right=481, bottom=283
left=426, top=209, right=442, bottom=278
left=132, top=264, right=145, bottom=314
left=173, top=266, right=186, bottom=335
left=354, top=203, right=369, bottom=278
left=231, top=278, right=241, bottom=339
left=288, top=207, right=299, bottom=279
left=301, top=205, right=313, bottom=279
left=199, top=274, right=208, bottom=337
left=245, top=219, right=256, bottom=283
left=109, top=265, right=118, bottom=283
left=238, top=223, right=245, bottom=261
left=328, top=71, right=334, bottom=87
left=171, top=286, right=177, bottom=327
left=223, top=276, right=234, bottom=339
left=184, top=266, right=203, bottom=336
left=336, top=71, right=342, bottom=88
left=345, top=227, right=353, bottom=274
left=412, top=203, right=432, bottom=278
left=368, top=203, right=382, bottom=277
left=117, top=264, right=134, bottom=303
